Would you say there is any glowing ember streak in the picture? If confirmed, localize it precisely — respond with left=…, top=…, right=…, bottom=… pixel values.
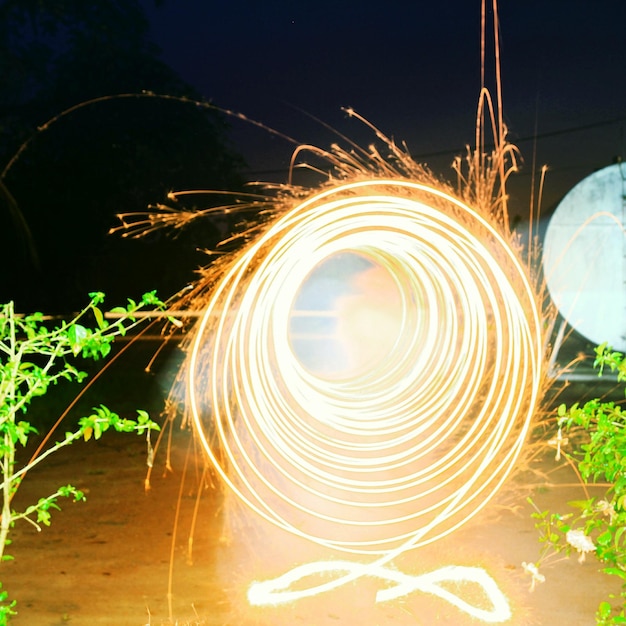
left=248, top=560, right=512, bottom=623
left=187, top=179, right=542, bottom=608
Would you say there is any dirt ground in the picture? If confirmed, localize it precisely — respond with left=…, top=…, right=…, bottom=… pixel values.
left=3, top=341, right=624, bottom=626
left=4, top=425, right=621, bottom=626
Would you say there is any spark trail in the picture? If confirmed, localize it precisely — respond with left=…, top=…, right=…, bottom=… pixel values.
left=184, top=179, right=543, bottom=619
left=116, top=2, right=546, bottom=621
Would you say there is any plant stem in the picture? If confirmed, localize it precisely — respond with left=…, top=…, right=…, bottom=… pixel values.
left=0, top=432, right=81, bottom=493
left=0, top=304, right=16, bottom=562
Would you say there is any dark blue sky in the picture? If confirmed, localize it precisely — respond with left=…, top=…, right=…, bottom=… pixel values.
left=142, top=1, right=626, bottom=216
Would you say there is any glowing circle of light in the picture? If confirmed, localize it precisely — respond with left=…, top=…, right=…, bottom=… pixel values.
left=188, top=180, right=542, bottom=560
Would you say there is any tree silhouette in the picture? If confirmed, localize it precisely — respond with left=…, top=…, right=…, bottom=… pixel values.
left=0, top=0, right=246, bottom=311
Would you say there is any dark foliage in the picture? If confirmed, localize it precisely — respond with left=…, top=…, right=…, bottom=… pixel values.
left=0, top=0, right=247, bottom=312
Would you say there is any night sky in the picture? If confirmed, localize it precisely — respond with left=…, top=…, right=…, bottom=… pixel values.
left=142, top=0, right=626, bottom=219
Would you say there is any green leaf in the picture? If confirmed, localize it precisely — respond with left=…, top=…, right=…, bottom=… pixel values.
left=15, top=421, right=37, bottom=446
left=67, top=324, right=88, bottom=355
left=97, top=341, right=111, bottom=359
left=88, top=292, right=105, bottom=305
left=567, top=499, right=592, bottom=511
left=603, top=567, right=626, bottom=579
left=24, top=311, right=44, bottom=324
left=598, top=530, right=613, bottom=546
left=92, top=306, right=106, bottom=330
left=614, top=526, right=626, bottom=546
left=141, top=290, right=161, bottom=306
left=598, top=601, right=613, bottom=618
left=58, top=485, right=85, bottom=502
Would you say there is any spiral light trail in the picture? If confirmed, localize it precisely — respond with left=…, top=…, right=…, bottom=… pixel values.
left=187, top=179, right=542, bottom=617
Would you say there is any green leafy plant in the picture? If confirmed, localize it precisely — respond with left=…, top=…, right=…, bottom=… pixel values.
left=0, top=291, right=170, bottom=623
left=529, top=343, right=626, bottom=625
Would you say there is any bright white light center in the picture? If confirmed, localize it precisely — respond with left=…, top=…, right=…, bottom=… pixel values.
left=289, top=253, right=405, bottom=380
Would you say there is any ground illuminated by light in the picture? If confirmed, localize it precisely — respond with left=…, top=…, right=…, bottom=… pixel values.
left=185, top=179, right=542, bottom=621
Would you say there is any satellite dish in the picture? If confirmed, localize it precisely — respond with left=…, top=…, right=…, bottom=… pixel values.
left=543, top=162, right=626, bottom=352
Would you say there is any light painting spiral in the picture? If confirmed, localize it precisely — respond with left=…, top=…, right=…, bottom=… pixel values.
left=187, top=179, right=543, bottom=566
